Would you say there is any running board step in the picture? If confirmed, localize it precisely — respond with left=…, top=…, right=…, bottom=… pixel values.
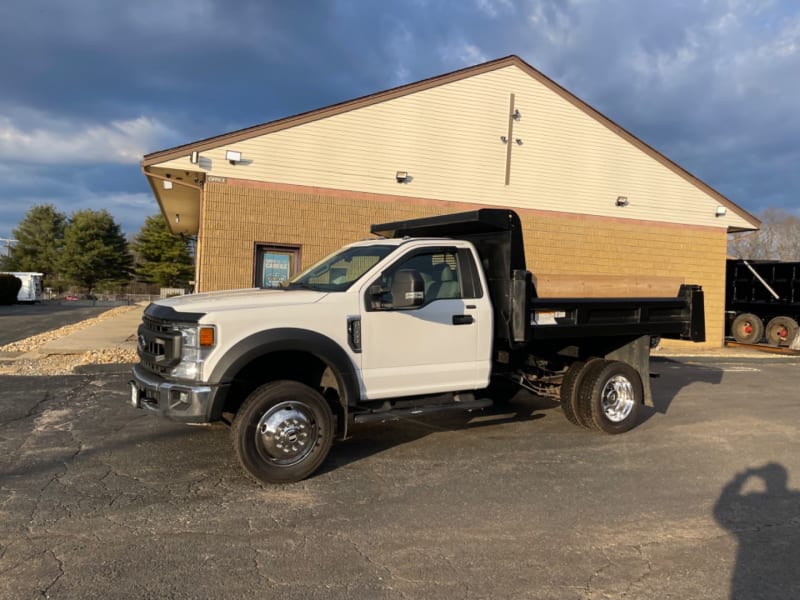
left=353, top=396, right=492, bottom=424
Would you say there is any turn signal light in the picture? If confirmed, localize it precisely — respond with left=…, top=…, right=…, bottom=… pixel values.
left=199, top=326, right=216, bottom=347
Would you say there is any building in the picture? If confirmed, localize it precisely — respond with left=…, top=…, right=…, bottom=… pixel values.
left=141, top=55, right=759, bottom=348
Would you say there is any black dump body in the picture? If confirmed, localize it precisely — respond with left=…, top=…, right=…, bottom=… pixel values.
left=372, top=209, right=705, bottom=353
left=726, top=259, right=800, bottom=321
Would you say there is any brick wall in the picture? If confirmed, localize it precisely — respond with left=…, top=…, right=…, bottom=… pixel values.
left=198, top=180, right=726, bottom=347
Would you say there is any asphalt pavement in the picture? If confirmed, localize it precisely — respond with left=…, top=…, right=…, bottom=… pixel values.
left=0, top=356, right=798, bottom=599
left=0, top=301, right=119, bottom=346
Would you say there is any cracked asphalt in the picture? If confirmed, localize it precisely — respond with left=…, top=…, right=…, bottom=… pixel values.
left=1, top=357, right=799, bottom=599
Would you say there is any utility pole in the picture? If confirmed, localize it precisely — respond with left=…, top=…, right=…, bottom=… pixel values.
left=0, top=237, right=17, bottom=258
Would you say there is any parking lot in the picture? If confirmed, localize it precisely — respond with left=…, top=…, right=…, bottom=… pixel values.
left=0, top=301, right=127, bottom=346
left=1, top=356, right=798, bottom=599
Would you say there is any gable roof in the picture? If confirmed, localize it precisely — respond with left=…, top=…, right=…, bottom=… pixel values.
left=142, top=55, right=759, bottom=230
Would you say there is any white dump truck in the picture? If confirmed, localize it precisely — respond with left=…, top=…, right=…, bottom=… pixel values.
left=131, top=210, right=706, bottom=484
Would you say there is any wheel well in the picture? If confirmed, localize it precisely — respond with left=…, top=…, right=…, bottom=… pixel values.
left=222, top=351, right=344, bottom=424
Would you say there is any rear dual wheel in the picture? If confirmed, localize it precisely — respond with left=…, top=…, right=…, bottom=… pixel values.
left=560, top=360, right=595, bottom=428
left=730, top=313, right=764, bottom=344
left=563, top=360, right=643, bottom=434
left=765, top=316, right=799, bottom=347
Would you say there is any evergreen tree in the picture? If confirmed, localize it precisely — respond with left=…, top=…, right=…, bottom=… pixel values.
left=1, top=204, right=66, bottom=280
left=131, top=215, right=194, bottom=288
left=59, top=209, right=133, bottom=294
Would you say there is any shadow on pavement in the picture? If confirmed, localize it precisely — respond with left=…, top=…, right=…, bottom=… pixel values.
left=713, top=463, right=800, bottom=599
left=317, top=396, right=550, bottom=476
left=641, top=357, right=724, bottom=424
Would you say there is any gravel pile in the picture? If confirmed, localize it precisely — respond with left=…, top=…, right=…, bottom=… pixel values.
left=0, top=306, right=140, bottom=376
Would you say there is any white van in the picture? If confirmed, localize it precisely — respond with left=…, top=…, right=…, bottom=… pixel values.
left=1, top=272, right=43, bottom=303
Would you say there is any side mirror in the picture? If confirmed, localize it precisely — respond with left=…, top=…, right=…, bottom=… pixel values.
left=391, top=269, right=424, bottom=309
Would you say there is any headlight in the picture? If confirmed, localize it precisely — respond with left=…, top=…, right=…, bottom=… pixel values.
left=171, top=324, right=216, bottom=381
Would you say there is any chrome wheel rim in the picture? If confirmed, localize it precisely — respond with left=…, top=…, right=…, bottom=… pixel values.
left=256, top=401, right=317, bottom=466
left=601, top=375, right=635, bottom=422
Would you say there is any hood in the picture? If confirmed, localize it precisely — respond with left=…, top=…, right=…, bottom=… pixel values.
left=156, top=288, right=328, bottom=313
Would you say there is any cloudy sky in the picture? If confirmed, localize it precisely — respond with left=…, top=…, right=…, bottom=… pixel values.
left=1, top=0, right=798, bottom=243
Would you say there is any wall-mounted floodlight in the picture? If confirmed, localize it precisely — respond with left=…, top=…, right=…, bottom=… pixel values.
left=163, top=180, right=173, bottom=190
left=190, top=150, right=199, bottom=164
left=616, top=196, right=629, bottom=207
left=226, top=150, right=242, bottom=164
left=716, top=206, right=727, bottom=217
left=512, top=109, right=521, bottom=121
left=500, top=136, right=508, bottom=144
left=396, top=171, right=409, bottom=183
left=515, top=138, right=523, bottom=146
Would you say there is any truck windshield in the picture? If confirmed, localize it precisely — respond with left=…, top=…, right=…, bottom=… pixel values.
left=283, top=245, right=395, bottom=292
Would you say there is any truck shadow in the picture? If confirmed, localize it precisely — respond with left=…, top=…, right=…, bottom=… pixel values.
left=640, top=357, right=724, bottom=424
left=323, top=358, right=724, bottom=476
left=319, top=397, right=552, bottom=476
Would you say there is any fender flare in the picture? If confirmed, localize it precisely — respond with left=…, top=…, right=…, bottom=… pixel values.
left=208, top=328, right=361, bottom=428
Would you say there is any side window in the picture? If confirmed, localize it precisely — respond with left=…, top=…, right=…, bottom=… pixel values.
left=374, top=249, right=462, bottom=309
left=457, top=248, right=483, bottom=300
left=426, top=252, right=460, bottom=300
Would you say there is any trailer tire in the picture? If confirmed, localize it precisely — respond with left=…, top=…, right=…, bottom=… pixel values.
left=731, top=313, right=764, bottom=344
left=765, top=316, right=799, bottom=347
left=560, top=360, right=596, bottom=429
left=232, top=380, right=334, bottom=484
left=577, top=360, right=642, bottom=435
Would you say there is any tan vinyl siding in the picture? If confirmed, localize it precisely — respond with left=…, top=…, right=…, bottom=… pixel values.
left=156, top=65, right=752, bottom=232
left=199, top=182, right=725, bottom=347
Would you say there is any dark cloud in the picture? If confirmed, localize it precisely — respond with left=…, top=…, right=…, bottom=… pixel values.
left=1, top=0, right=798, bottom=238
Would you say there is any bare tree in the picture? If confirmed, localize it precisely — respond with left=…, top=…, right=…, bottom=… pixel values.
left=728, top=208, right=800, bottom=261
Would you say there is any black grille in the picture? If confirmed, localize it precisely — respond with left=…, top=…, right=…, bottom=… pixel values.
left=138, top=315, right=183, bottom=374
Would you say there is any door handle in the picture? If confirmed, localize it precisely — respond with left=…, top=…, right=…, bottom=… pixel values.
left=452, top=315, right=474, bottom=325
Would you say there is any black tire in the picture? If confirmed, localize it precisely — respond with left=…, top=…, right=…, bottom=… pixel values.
left=232, top=380, right=334, bottom=484
left=765, top=316, right=799, bottom=347
left=560, top=360, right=595, bottom=428
left=731, top=313, right=764, bottom=344
left=576, top=360, right=643, bottom=435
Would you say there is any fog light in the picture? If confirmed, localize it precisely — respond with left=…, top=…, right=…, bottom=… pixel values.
left=169, top=389, right=191, bottom=410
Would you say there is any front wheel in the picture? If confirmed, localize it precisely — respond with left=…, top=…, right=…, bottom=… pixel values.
left=576, top=360, right=643, bottom=434
left=232, top=381, right=334, bottom=484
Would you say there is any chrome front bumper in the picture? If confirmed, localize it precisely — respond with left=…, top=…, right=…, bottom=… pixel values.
left=130, top=364, right=218, bottom=422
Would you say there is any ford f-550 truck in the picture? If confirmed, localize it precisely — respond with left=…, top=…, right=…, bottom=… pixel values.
left=130, top=209, right=705, bottom=484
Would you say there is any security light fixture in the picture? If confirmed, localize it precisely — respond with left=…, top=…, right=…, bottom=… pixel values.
left=190, top=150, right=199, bottom=164
left=515, top=138, right=523, bottom=146
left=500, top=136, right=508, bottom=144
left=716, top=206, right=727, bottom=217
left=395, top=171, right=409, bottom=183
left=163, top=180, right=173, bottom=190
left=512, top=109, right=521, bottom=121
left=616, top=196, right=629, bottom=207
left=226, top=150, right=242, bottom=164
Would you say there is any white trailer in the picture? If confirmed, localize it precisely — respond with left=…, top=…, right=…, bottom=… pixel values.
left=1, top=272, right=44, bottom=303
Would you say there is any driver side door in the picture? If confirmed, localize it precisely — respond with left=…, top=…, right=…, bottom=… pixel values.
left=358, top=246, right=491, bottom=399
